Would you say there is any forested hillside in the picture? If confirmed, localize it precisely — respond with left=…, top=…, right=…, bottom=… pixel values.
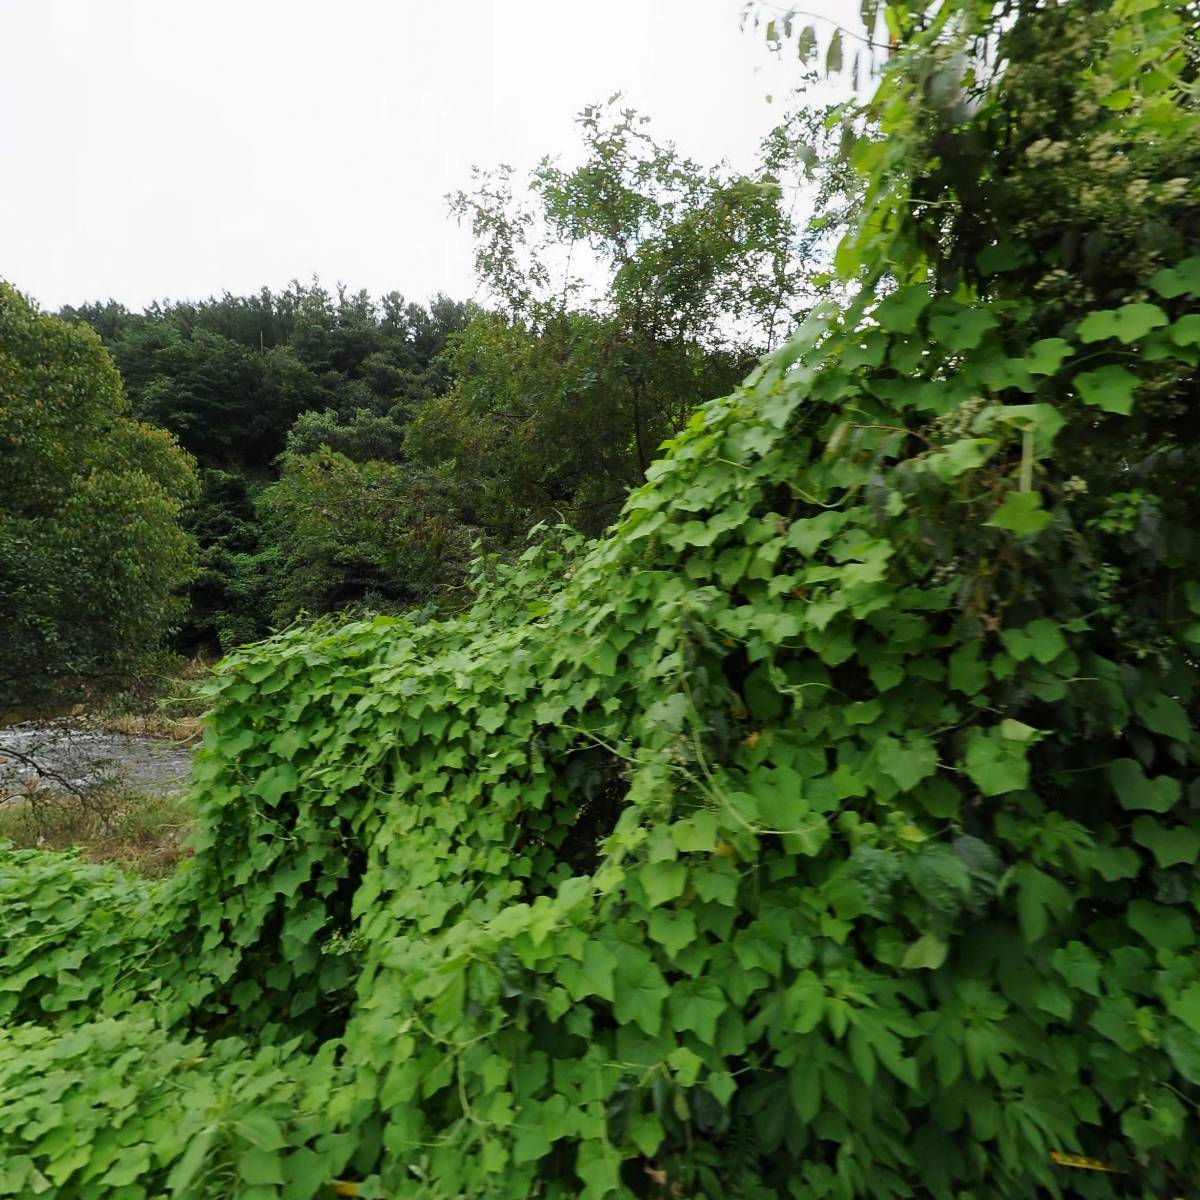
left=58, top=284, right=475, bottom=645
left=60, top=101, right=831, bottom=652
left=2, top=0, right=1199, bottom=1197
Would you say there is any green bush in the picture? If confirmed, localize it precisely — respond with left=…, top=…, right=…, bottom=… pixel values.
left=2, top=1, right=1198, bottom=1196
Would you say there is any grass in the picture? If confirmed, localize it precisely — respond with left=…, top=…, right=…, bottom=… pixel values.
left=0, top=783, right=194, bottom=877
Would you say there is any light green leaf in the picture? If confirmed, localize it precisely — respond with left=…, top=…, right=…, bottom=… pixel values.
left=1170, top=314, right=1200, bottom=346
left=999, top=719, right=1039, bottom=742
left=558, top=940, right=617, bottom=1002
left=875, top=734, right=938, bottom=792
left=985, top=490, right=1049, bottom=535
left=1151, top=256, right=1200, bottom=299
left=926, top=437, right=994, bottom=482
left=1077, top=303, right=1168, bottom=344
left=639, top=860, right=687, bottom=908
left=238, top=1147, right=284, bottom=1187
left=964, top=727, right=1029, bottom=796
left=1075, top=365, right=1138, bottom=414
left=627, top=1110, right=665, bottom=1156
left=671, top=810, right=718, bottom=853
left=1023, top=338, right=1074, bottom=375
left=901, top=933, right=948, bottom=970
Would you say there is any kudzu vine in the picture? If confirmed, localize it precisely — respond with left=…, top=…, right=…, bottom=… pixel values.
left=2, top=1, right=1199, bottom=1196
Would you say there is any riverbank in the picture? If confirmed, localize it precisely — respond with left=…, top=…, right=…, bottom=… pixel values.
left=0, top=719, right=197, bottom=876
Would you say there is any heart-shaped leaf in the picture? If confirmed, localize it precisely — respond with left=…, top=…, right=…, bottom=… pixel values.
left=1151, top=256, right=1200, bottom=299
left=1075, top=365, right=1138, bottom=414
left=1077, top=303, right=1168, bottom=345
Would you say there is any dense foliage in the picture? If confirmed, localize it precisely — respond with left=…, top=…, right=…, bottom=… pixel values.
left=4, top=0, right=1200, bottom=1197
left=60, top=285, right=474, bottom=647
left=420, top=101, right=821, bottom=536
left=63, top=101, right=821, bottom=646
left=0, top=284, right=197, bottom=710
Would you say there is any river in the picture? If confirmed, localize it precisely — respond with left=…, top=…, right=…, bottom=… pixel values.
left=0, top=719, right=194, bottom=796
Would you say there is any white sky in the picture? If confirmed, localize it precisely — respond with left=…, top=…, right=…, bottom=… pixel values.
left=1, top=0, right=860, bottom=312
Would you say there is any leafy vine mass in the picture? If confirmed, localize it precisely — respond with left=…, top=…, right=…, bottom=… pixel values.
left=3, top=0, right=1199, bottom=1196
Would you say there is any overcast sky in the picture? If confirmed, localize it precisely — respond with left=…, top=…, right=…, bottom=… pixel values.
left=1, top=0, right=859, bottom=312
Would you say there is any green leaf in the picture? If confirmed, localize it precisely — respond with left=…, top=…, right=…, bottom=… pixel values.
left=1127, top=900, right=1194, bottom=952
left=909, top=844, right=971, bottom=913
left=1134, top=692, right=1191, bottom=742
left=1088, top=844, right=1140, bottom=881
left=1164, top=1025, right=1200, bottom=1084
left=167, top=1126, right=216, bottom=1194
left=785, top=972, right=826, bottom=1033
left=964, top=727, right=1030, bottom=796
left=984, top=490, right=1049, bottom=535
left=238, top=1147, right=285, bottom=1187
left=1150, top=256, right=1200, bottom=299
left=929, top=306, right=998, bottom=352
left=901, top=933, right=948, bottom=970
left=558, top=940, right=617, bottom=1002
left=1077, top=303, right=1168, bottom=344
left=670, top=979, right=726, bottom=1043
left=671, top=810, right=718, bottom=853
left=874, top=285, right=930, bottom=335
left=1015, top=865, right=1071, bottom=942
left=612, top=944, right=669, bottom=1035
left=948, top=644, right=987, bottom=695
left=1108, top=758, right=1180, bottom=812
left=825, top=29, right=843, bottom=74
left=251, top=764, right=299, bottom=807
left=1023, top=338, right=1074, bottom=375
left=235, top=1115, right=286, bottom=1152
left=627, top=1110, right=665, bottom=1156
left=639, top=860, right=687, bottom=908
left=1001, top=618, right=1066, bottom=664
left=647, top=909, right=696, bottom=958
left=1170, top=314, right=1200, bottom=346
left=875, top=734, right=938, bottom=792
left=1050, top=942, right=1101, bottom=995
left=1075, top=365, right=1138, bottom=415
left=975, top=240, right=1025, bottom=275
left=1169, top=984, right=1200, bottom=1035
left=927, top=437, right=994, bottom=482
left=1132, top=817, right=1200, bottom=868
left=796, top=24, right=817, bottom=64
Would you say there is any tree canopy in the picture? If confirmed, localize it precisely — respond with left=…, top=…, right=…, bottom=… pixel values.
left=0, top=283, right=198, bottom=710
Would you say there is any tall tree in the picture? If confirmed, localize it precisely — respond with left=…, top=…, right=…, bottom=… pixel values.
left=0, top=283, right=198, bottom=709
left=412, top=101, right=818, bottom=537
